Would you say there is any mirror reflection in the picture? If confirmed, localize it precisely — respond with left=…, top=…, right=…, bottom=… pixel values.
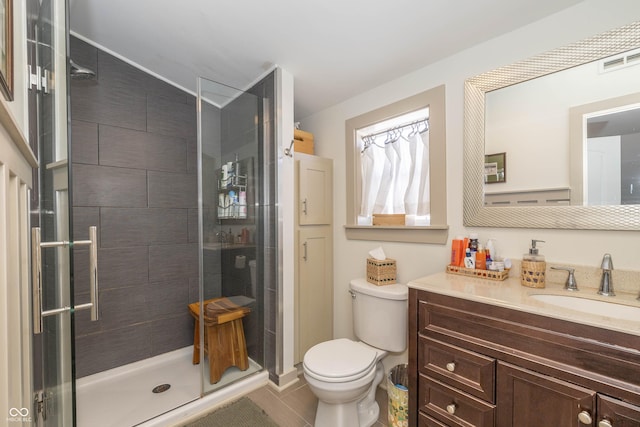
left=484, top=47, right=640, bottom=208
left=584, top=104, right=640, bottom=206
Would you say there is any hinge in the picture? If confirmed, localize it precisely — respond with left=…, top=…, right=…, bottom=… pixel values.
left=34, top=390, right=52, bottom=421
left=28, top=65, right=50, bottom=94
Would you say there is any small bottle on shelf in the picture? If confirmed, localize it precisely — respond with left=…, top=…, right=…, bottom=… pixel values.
left=475, top=244, right=486, bottom=270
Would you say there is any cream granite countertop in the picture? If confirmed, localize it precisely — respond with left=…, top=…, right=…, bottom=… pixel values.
left=408, top=272, right=640, bottom=337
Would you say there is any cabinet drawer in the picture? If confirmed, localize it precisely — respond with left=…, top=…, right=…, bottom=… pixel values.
left=419, top=374, right=495, bottom=427
left=418, top=412, right=449, bottom=427
left=420, top=336, right=495, bottom=403
left=598, top=395, right=640, bottom=425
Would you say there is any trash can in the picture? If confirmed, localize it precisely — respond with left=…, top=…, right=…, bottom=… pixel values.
left=387, top=364, right=408, bottom=427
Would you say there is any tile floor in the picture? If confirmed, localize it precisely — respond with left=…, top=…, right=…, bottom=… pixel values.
left=246, top=374, right=389, bottom=427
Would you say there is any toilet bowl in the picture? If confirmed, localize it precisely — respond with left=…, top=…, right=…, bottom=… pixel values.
left=302, top=279, right=408, bottom=427
left=303, top=339, right=386, bottom=427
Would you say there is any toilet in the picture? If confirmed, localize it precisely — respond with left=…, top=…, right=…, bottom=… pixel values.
left=303, top=278, right=408, bottom=427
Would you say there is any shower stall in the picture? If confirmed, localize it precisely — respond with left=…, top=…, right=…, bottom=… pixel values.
left=70, top=66, right=278, bottom=425
left=28, top=5, right=286, bottom=422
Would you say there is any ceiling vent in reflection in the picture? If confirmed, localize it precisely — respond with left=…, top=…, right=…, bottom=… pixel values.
left=600, top=47, right=640, bottom=73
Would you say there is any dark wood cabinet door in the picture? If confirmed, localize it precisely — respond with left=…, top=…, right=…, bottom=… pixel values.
left=497, top=362, right=596, bottom=427
left=598, top=395, right=640, bottom=427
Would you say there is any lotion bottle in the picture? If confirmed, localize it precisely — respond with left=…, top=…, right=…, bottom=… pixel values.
left=475, top=244, right=486, bottom=270
left=464, top=248, right=476, bottom=269
left=521, top=239, right=546, bottom=288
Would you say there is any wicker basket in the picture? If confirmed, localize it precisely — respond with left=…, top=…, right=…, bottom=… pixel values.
left=366, top=258, right=397, bottom=285
left=520, top=261, right=546, bottom=288
left=446, top=265, right=509, bottom=281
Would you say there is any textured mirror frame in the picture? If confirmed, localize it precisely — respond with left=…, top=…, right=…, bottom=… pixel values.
left=463, top=20, right=640, bottom=230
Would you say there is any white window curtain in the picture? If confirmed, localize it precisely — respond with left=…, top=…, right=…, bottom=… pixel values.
left=359, top=126, right=430, bottom=224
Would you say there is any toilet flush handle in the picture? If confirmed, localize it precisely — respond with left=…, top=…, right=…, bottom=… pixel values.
left=349, top=290, right=356, bottom=299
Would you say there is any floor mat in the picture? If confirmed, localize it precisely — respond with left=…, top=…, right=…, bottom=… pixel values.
left=183, top=396, right=279, bottom=427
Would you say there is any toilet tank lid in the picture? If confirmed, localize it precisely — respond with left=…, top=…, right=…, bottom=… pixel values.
left=349, top=278, right=407, bottom=300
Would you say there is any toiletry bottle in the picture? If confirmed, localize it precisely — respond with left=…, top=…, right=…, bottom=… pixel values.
left=239, top=191, right=247, bottom=218
left=520, top=239, right=546, bottom=288
left=234, top=153, right=241, bottom=178
left=451, top=237, right=464, bottom=267
left=486, top=238, right=497, bottom=260
left=464, top=248, right=476, bottom=269
left=221, top=164, right=228, bottom=187
left=475, top=245, right=486, bottom=270
left=227, top=161, right=235, bottom=183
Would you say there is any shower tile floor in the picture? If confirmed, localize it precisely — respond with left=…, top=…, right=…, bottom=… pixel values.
left=75, top=347, right=261, bottom=427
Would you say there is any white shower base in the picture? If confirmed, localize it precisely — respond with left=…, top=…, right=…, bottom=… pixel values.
left=76, top=346, right=267, bottom=427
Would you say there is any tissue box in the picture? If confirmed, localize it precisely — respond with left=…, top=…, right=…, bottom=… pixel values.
left=366, top=258, right=397, bottom=285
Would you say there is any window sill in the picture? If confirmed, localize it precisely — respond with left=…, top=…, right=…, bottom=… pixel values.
left=344, top=225, right=449, bottom=244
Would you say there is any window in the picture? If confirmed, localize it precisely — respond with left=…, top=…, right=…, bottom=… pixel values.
left=345, top=85, right=448, bottom=244
left=357, top=109, right=430, bottom=226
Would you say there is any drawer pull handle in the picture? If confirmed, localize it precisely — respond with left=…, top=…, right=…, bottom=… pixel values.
left=598, top=420, right=613, bottom=427
left=446, top=403, right=456, bottom=415
left=446, top=362, right=456, bottom=372
left=578, top=410, right=593, bottom=425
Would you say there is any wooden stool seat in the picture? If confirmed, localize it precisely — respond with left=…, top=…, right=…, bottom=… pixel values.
left=188, top=297, right=251, bottom=384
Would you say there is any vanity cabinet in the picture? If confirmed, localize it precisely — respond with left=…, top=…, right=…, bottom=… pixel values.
left=409, top=288, right=640, bottom=427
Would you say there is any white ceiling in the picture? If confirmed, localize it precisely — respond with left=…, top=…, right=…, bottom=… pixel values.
left=69, top=0, right=584, bottom=120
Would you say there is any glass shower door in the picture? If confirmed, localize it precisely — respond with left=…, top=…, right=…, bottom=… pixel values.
left=197, top=76, right=265, bottom=394
left=29, top=0, right=97, bottom=425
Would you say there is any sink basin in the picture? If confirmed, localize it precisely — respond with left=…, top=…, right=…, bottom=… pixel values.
left=529, top=294, right=640, bottom=322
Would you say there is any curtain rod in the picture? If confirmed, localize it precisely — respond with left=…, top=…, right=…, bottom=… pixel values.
left=362, top=118, right=428, bottom=140
left=361, top=118, right=428, bottom=152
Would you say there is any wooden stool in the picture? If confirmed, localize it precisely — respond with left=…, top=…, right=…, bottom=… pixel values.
left=188, top=297, right=251, bottom=384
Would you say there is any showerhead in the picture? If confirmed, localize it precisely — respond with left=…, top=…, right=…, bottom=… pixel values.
left=70, top=59, right=96, bottom=80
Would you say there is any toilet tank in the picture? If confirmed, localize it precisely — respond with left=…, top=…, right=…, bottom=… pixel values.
left=350, top=278, right=408, bottom=352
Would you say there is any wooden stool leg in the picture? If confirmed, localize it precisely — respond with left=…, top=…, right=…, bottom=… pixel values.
left=192, top=318, right=200, bottom=365
left=208, top=323, right=223, bottom=384
left=231, top=319, right=249, bottom=371
left=206, top=319, right=250, bottom=384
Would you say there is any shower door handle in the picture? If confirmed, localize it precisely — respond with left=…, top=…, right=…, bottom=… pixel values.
left=32, top=226, right=99, bottom=334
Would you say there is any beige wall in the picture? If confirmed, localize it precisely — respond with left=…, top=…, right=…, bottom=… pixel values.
left=300, top=0, right=640, bottom=370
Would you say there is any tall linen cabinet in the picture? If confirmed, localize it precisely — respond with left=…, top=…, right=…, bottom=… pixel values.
left=294, top=153, right=333, bottom=364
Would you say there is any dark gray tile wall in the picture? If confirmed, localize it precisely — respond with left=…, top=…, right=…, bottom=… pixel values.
left=70, top=36, right=199, bottom=377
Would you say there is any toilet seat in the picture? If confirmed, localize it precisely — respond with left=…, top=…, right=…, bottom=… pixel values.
left=303, top=339, right=378, bottom=383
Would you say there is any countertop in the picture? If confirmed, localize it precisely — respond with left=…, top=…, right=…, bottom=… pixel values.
left=408, top=272, right=640, bottom=337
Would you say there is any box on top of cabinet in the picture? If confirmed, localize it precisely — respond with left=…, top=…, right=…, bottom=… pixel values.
left=294, top=129, right=314, bottom=154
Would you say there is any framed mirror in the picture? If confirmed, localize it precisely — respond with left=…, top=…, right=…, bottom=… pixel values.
left=464, top=20, right=640, bottom=230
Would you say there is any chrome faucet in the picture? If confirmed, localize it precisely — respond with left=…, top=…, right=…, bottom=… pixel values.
left=550, top=266, right=578, bottom=291
left=598, top=253, right=615, bottom=296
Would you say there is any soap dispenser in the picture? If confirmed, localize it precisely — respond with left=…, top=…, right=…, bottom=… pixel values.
left=521, top=239, right=546, bottom=288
